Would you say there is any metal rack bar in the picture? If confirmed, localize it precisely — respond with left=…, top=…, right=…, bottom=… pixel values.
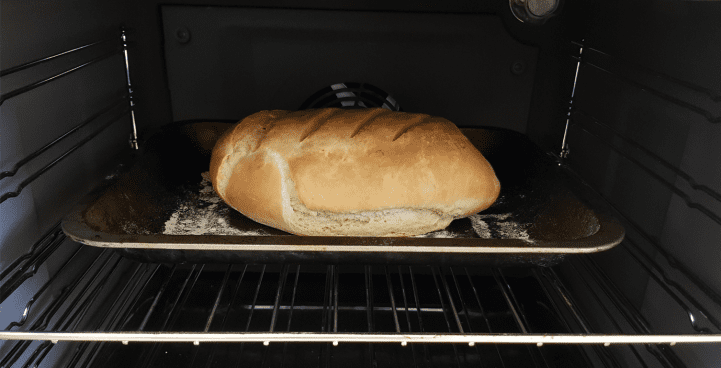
left=26, top=255, right=124, bottom=368
left=492, top=269, right=549, bottom=368
left=0, top=36, right=116, bottom=77
left=270, top=265, right=290, bottom=333
left=429, top=267, right=463, bottom=367
left=321, top=265, right=333, bottom=334
left=86, top=262, right=162, bottom=368
left=570, top=41, right=721, bottom=102
left=333, top=266, right=339, bottom=334
left=139, top=265, right=179, bottom=331
left=545, top=265, right=620, bottom=366
left=0, top=108, right=130, bottom=204
left=463, top=268, right=507, bottom=368
left=322, top=265, right=338, bottom=368
left=384, top=267, right=402, bottom=334
left=563, top=261, right=651, bottom=368
left=4, top=263, right=721, bottom=368
left=397, top=267, right=421, bottom=368
left=260, top=265, right=290, bottom=368
left=0, top=49, right=123, bottom=106
left=365, top=265, right=376, bottom=368
left=575, top=58, right=720, bottom=124
left=279, top=266, right=301, bottom=368
left=77, top=263, right=156, bottom=368
left=0, top=226, right=71, bottom=305
left=5, top=246, right=84, bottom=330
left=0, top=222, right=62, bottom=281
left=620, top=243, right=716, bottom=332
left=137, top=264, right=205, bottom=368
left=233, top=265, right=266, bottom=368
left=3, top=331, right=719, bottom=344
left=447, top=268, right=487, bottom=368
left=0, top=95, right=128, bottom=182
left=1, top=249, right=113, bottom=368
left=538, top=267, right=624, bottom=368
left=409, top=266, right=433, bottom=367
left=205, top=264, right=233, bottom=333
left=318, top=265, right=333, bottom=368
left=205, top=264, right=248, bottom=368
left=577, top=258, right=688, bottom=368
left=491, top=270, right=528, bottom=332
left=530, top=268, right=607, bottom=368
left=436, top=268, right=464, bottom=334
left=188, top=264, right=233, bottom=367
left=66, top=262, right=145, bottom=367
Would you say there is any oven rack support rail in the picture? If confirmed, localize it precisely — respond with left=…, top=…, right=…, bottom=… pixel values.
left=2, top=254, right=721, bottom=368
left=2, top=332, right=720, bottom=346
left=0, top=27, right=136, bottom=205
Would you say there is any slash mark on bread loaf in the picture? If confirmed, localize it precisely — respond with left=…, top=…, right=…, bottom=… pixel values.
left=252, top=118, right=279, bottom=153
left=210, top=108, right=501, bottom=237
left=392, top=116, right=433, bottom=142
left=299, top=109, right=340, bottom=142
left=350, top=109, right=388, bottom=138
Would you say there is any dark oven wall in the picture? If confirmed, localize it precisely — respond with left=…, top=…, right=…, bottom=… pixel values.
left=125, top=0, right=570, bottom=150
left=1, top=0, right=131, bottom=315
left=559, top=0, right=721, bottom=366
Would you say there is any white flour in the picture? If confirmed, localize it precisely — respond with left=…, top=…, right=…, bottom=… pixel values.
left=412, top=213, right=534, bottom=242
left=162, top=173, right=533, bottom=242
left=469, top=213, right=535, bottom=243
left=162, top=173, right=270, bottom=236
left=413, top=230, right=466, bottom=238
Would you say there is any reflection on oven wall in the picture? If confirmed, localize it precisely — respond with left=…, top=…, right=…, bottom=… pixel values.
left=559, top=1, right=721, bottom=366
left=1, top=0, right=721, bottom=367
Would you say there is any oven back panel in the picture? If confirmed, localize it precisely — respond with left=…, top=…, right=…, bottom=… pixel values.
left=161, top=6, right=538, bottom=132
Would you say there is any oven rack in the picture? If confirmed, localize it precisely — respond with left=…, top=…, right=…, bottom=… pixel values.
left=1, top=250, right=720, bottom=368
left=2, top=28, right=721, bottom=368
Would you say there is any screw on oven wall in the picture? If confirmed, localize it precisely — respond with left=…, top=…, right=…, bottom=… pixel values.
left=511, top=61, right=526, bottom=75
left=176, top=27, right=191, bottom=44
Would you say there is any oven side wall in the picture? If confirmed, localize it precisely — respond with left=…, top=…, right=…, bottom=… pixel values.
left=555, top=0, right=721, bottom=366
left=1, top=0, right=131, bottom=364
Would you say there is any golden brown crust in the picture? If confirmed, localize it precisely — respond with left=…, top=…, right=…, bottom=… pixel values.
left=209, top=108, right=501, bottom=236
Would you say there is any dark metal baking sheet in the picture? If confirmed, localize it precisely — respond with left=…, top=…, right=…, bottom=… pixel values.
left=62, top=120, right=624, bottom=266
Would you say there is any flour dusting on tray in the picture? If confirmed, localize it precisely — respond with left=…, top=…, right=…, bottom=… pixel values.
left=469, top=212, right=535, bottom=243
left=163, top=173, right=270, bottom=236
left=164, top=173, right=533, bottom=241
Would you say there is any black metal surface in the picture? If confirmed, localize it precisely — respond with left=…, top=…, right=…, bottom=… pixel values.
left=79, top=264, right=593, bottom=368
left=61, top=120, right=623, bottom=266
left=0, top=108, right=131, bottom=204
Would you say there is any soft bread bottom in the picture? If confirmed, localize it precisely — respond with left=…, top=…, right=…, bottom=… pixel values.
left=220, top=149, right=456, bottom=237
left=272, top=150, right=457, bottom=237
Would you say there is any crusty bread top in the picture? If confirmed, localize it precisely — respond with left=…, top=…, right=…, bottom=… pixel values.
left=210, top=108, right=500, bottom=222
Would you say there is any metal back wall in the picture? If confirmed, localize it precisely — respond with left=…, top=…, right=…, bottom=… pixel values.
left=160, top=6, right=537, bottom=131
left=125, top=0, right=542, bottom=134
left=557, top=0, right=721, bottom=366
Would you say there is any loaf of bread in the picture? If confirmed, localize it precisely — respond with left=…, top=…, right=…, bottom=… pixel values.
left=209, top=108, right=500, bottom=237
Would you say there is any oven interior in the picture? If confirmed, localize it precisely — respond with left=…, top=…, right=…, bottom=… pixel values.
left=2, top=0, right=721, bottom=367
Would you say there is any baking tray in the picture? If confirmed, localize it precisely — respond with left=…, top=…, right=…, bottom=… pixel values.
left=62, top=120, right=624, bottom=266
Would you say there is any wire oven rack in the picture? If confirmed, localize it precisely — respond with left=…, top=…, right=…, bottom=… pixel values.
left=2, top=28, right=721, bottom=368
